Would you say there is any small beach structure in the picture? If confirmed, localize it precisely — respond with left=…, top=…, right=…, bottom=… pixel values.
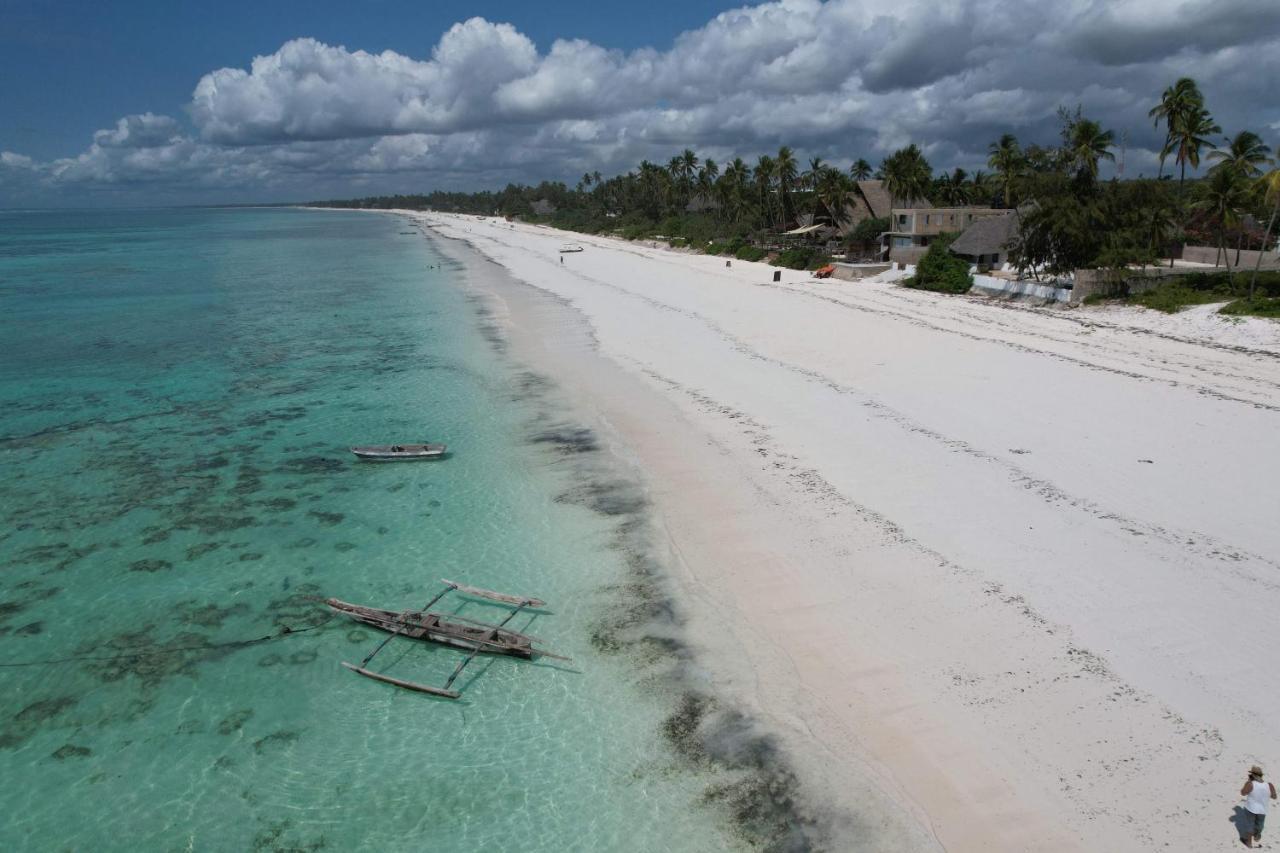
left=559, top=244, right=584, bottom=253
left=330, top=579, right=568, bottom=698
left=350, top=443, right=446, bottom=461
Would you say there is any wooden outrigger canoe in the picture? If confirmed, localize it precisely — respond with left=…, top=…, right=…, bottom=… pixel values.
left=350, top=443, right=446, bottom=461
left=326, top=599, right=544, bottom=658
left=329, top=579, right=566, bottom=699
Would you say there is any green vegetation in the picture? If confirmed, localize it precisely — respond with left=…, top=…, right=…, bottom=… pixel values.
left=310, top=77, right=1278, bottom=300
left=1220, top=297, right=1280, bottom=318
left=1105, top=271, right=1280, bottom=316
left=903, top=234, right=972, bottom=293
left=771, top=247, right=831, bottom=270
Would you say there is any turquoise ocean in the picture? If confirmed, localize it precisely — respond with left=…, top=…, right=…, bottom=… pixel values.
left=0, top=208, right=747, bottom=851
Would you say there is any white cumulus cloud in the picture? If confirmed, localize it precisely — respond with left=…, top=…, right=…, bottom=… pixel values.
left=3, top=0, right=1279, bottom=203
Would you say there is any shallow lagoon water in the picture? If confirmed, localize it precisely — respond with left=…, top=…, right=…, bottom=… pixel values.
left=0, top=208, right=735, bottom=851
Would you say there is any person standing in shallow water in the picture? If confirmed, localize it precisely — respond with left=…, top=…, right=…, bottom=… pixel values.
left=1242, top=765, right=1277, bottom=847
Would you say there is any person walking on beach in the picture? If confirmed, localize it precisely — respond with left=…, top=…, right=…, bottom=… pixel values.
left=1241, top=765, right=1277, bottom=847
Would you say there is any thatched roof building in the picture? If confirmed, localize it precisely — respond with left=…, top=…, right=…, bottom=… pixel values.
left=950, top=213, right=1018, bottom=265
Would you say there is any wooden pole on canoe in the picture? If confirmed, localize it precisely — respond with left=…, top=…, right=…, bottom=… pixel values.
left=441, top=600, right=531, bottom=693
left=357, top=584, right=453, bottom=668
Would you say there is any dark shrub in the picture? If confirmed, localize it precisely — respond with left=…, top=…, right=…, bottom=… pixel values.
left=902, top=234, right=972, bottom=294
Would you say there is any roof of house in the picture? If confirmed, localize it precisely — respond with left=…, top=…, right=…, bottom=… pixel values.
left=855, top=180, right=892, bottom=218
left=950, top=212, right=1018, bottom=257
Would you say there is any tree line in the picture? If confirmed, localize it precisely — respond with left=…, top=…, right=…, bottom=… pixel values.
left=312, top=77, right=1280, bottom=291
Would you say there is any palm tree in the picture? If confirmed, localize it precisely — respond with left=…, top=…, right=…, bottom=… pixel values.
left=1250, top=163, right=1280, bottom=298
left=1194, top=166, right=1252, bottom=280
left=815, top=168, right=852, bottom=228
left=987, top=134, right=1024, bottom=209
left=719, top=158, right=751, bottom=224
left=880, top=144, right=932, bottom=207
left=849, top=158, right=873, bottom=181
left=1209, top=132, right=1272, bottom=264
left=1171, top=105, right=1221, bottom=197
left=933, top=168, right=971, bottom=206
left=693, top=158, right=720, bottom=217
left=1149, top=78, right=1203, bottom=179
left=754, top=155, right=776, bottom=228
left=1207, top=131, right=1271, bottom=179
left=774, top=146, right=799, bottom=226
left=1066, top=118, right=1116, bottom=181
left=802, top=156, right=826, bottom=193
left=1142, top=195, right=1180, bottom=271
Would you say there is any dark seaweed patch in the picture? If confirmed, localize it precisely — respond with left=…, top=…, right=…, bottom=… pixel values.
left=176, top=514, right=256, bottom=535
left=238, top=552, right=264, bottom=562
left=0, top=695, right=79, bottom=750
left=257, top=654, right=283, bottom=667
left=186, top=456, right=230, bottom=471
left=286, top=538, right=317, bottom=550
left=251, top=819, right=326, bottom=853
left=258, top=497, right=297, bottom=513
left=281, top=456, right=344, bottom=476
left=129, top=559, right=172, bottom=573
left=51, top=744, right=92, bottom=760
left=306, top=510, right=344, bottom=527
left=555, top=479, right=646, bottom=516
left=217, top=709, right=253, bottom=735
left=252, top=730, right=300, bottom=754
left=179, top=601, right=250, bottom=629
left=186, top=542, right=223, bottom=561
left=333, top=542, right=356, bottom=552
left=15, top=621, right=42, bottom=636
left=530, top=425, right=600, bottom=454
left=16, top=696, right=78, bottom=724
left=662, top=695, right=819, bottom=851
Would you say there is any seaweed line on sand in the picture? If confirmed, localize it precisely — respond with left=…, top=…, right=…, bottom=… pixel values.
left=427, top=222, right=830, bottom=852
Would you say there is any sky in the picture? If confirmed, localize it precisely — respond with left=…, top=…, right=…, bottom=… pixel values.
left=2, top=0, right=1279, bottom=206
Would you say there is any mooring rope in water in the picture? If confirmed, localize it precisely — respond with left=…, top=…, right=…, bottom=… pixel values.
left=0, top=614, right=337, bottom=668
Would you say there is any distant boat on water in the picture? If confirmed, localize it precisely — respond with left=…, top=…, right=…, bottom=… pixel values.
left=350, top=443, right=446, bottom=461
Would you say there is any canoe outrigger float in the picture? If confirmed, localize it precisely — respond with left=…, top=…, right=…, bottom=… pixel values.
left=329, top=579, right=568, bottom=699
left=350, top=443, right=446, bottom=461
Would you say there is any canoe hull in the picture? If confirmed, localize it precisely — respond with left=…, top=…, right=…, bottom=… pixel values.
left=327, top=598, right=534, bottom=658
left=350, top=443, right=446, bottom=461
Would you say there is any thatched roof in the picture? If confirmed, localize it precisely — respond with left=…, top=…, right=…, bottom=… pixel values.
left=950, top=213, right=1017, bottom=257
left=855, top=180, right=891, bottom=218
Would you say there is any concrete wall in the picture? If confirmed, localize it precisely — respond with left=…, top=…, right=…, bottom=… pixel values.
left=831, top=263, right=891, bottom=281
left=1181, top=245, right=1280, bottom=268
left=887, top=245, right=929, bottom=265
left=970, top=276, right=1071, bottom=304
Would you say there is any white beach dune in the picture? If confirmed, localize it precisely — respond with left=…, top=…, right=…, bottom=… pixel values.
left=411, top=211, right=1280, bottom=851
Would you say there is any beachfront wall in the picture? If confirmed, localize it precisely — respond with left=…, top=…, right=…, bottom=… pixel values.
left=1181, top=245, right=1280, bottom=268
left=830, top=263, right=892, bottom=281
left=1070, top=268, right=1196, bottom=305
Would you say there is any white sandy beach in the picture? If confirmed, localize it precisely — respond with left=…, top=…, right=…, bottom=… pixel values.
left=411, top=211, right=1280, bottom=851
